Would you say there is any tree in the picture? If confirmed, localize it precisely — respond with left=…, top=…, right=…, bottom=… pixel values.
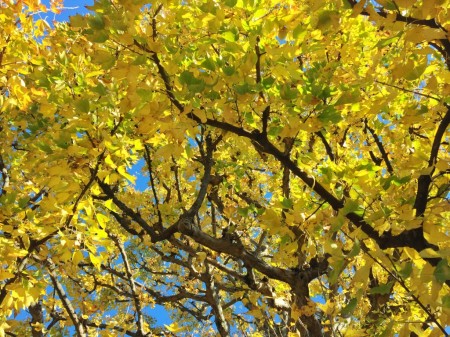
left=0, top=0, right=449, bottom=336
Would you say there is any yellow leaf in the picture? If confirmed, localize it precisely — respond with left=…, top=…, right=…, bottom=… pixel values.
left=424, top=222, right=448, bottom=244
left=395, top=0, right=415, bottom=8
left=86, top=70, right=104, bottom=78
left=133, top=139, right=144, bottom=151
left=72, top=250, right=85, bottom=266
left=164, top=322, right=186, bottom=333
left=105, top=155, right=117, bottom=169
left=56, top=192, right=71, bottom=203
left=30, top=322, right=45, bottom=332
left=117, top=165, right=136, bottom=183
left=0, top=271, right=15, bottom=281
left=197, top=251, right=207, bottom=263
left=30, top=87, right=46, bottom=96
left=405, top=26, right=447, bottom=44
left=96, top=213, right=109, bottom=228
left=89, top=252, right=102, bottom=270
left=435, top=159, right=449, bottom=171
left=104, top=199, right=120, bottom=212
left=261, top=209, right=281, bottom=228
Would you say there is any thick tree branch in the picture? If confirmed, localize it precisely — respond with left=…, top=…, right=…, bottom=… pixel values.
left=28, top=302, right=44, bottom=337
left=414, top=105, right=450, bottom=216
left=226, top=130, right=437, bottom=255
left=99, top=135, right=218, bottom=243
left=177, top=216, right=325, bottom=287
left=205, top=263, right=229, bottom=337
left=96, top=178, right=158, bottom=237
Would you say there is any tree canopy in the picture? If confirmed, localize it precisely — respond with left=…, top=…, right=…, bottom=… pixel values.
left=1, top=0, right=449, bottom=336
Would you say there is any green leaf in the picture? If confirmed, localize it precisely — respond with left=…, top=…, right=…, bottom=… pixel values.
left=318, top=107, right=342, bottom=124
left=18, top=197, right=30, bottom=209
left=93, top=83, right=107, bottom=95
left=87, top=30, right=109, bottom=43
left=2, top=191, right=18, bottom=205
left=55, top=135, right=71, bottom=149
left=222, top=66, right=235, bottom=76
left=281, top=197, right=293, bottom=209
left=243, top=111, right=254, bottom=124
left=188, top=81, right=205, bottom=93
left=434, top=259, right=450, bottom=284
left=370, top=281, right=394, bottom=295
left=179, top=71, right=205, bottom=93
left=224, top=0, right=237, bottom=7
left=75, top=99, right=90, bottom=113
left=279, top=84, right=297, bottom=100
left=268, top=126, right=282, bottom=137
left=404, top=62, right=427, bottom=81
left=375, top=33, right=401, bottom=49
left=237, top=207, right=249, bottom=217
left=347, top=239, right=360, bottom=258
left=235, top=83, right=252, bottom=95
left=391, top=175, right=410, bottom=186
left=442, top=295, right=450, bottom=308
left=316, top=10, right=339, bottom=30
left=179, top=71, right=199, bottom=85
left=319, top=167, right=333, bottom=183
left=262, top=76, right=275, bottom=89
left=201, top=58, right=216, bottom=71
left=335, top=90, right=360, bottom=105
left=37, top=142, right=53, bottom=154
left=91, top=50, right=116, bottom=69
left=341, top=298, right=357, bottom=318
left=88, top=14, right=105, bottom=30
left=328, top=258, right=345, bottom=285
left=206, top=91, right=221, bottom=99
left=341, top=200, right=360, bottom=215
left=377, top=321, right=395, bottom=337
left=132, top=55, right=147, bottom=65
left=293, top=24, right=307, bottom=41
left=398, top=262, right=413, bottom=279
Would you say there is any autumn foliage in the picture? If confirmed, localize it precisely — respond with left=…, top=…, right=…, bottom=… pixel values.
left=0, top=0, right=449, bottom=336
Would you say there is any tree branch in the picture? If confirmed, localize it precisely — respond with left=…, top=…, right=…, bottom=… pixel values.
left=110, top=234, right=146, bottom=337
left=414, top=105, right=450, bottom=216
left=46, top=259, right=87, bottom=337
left=255, top=36, right=266, bottom=101
left=315, top=131, right=335, bottom=162
left=143, top=144, right=163, bottom=225
left=133, top=40, right=184, bottom=112
left=28, top=302, right=44, bottom=337
left=204, top=263, right=229, bottom=337
left=364, top=120, right=393, bottom=174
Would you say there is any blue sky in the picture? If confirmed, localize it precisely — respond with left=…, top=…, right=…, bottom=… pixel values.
left=41, top=0, right=93, bottom=21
